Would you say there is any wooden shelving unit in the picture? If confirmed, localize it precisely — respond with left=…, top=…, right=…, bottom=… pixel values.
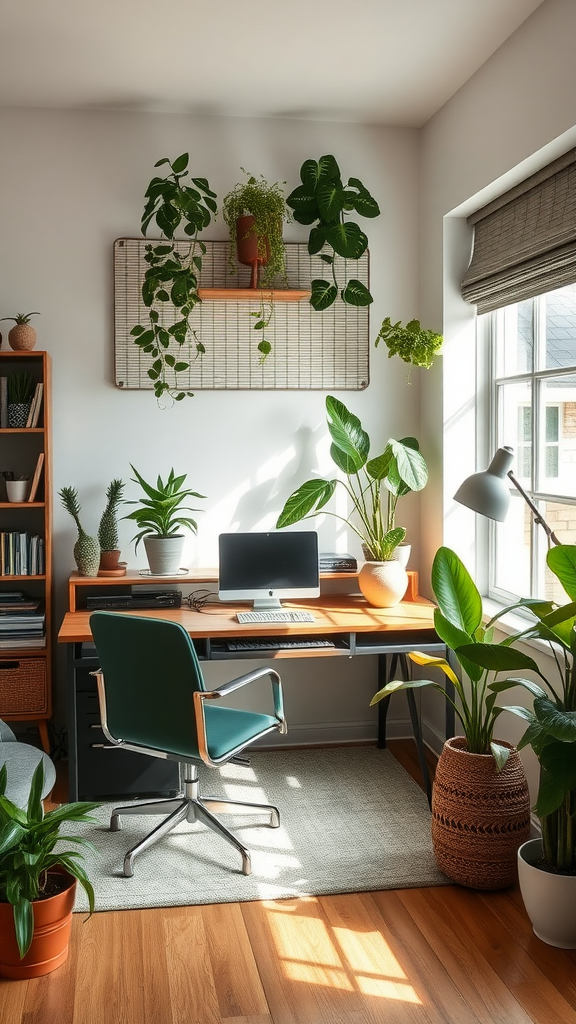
left=0, top=351, right=52, bottom=751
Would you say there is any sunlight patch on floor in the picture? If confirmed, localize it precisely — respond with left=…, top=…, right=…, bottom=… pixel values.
left=263, top=899, right=423, bottom=1005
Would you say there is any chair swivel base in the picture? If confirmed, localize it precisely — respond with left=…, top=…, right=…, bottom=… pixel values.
left=109, top=767, right=280, bottom=878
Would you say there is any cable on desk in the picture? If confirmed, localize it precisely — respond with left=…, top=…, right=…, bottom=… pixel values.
left=184, top=590, right=221, bottom=612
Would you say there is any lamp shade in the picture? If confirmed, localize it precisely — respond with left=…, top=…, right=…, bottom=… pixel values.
left=453, top=447, right=515, bottom=522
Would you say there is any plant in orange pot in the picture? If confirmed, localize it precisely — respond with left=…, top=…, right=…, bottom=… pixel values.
left=222, top=171, right=291, bottom=360
left=0, top=762, right=99, bottom=978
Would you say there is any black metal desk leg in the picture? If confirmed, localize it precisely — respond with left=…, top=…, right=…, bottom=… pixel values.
left=406, top=688, right=432, bottom=809
left=376, top=654, right=391, bottom=748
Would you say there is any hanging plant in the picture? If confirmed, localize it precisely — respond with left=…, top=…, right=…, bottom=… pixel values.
left=375, top=317, right=443, bottom=374
left=286, top=155, right=380, bottom=311
left=222, top=171, right=290, bottom=361
left=130, top=153, right=218, bottom=402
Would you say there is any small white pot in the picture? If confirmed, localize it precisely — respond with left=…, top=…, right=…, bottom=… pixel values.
left=358, top=560, right=408, bottom=608
left=517, top=838, right=576, bottom=948
left=395, top=543, right=411, bottom=568
left=6, top=479, right=29, bottom=502
left=143, top=535, right=185, bottom=575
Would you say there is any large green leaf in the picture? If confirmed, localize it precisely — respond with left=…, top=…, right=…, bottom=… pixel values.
left=310, top=279, right=338, bottom=311
left=325, top=396, right=369, bottom=472
left=431, top=547, right=483, bottom=635
left=324, top=222, right=368, bottom=259
left=317, top=154, right=341, bottom=182
left=388, top=439, right=428, bottom=493
left=276, top=479, right=337, bottom=528
left=433, top=610, right=483, bottom=682
left=534, top=695, right=576, bottom=741
left=547, top=545, right=576, bottom=600
left=341, top=280, right=373, bottom=306
left=349, top=188, right=380, bottom=219
left=457, top=642, right=542, bottom=675
left=317, top=182, right=345, bottom=223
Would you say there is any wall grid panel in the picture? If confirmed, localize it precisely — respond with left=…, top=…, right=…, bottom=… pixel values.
left=114, top=239, right=369, bottom=391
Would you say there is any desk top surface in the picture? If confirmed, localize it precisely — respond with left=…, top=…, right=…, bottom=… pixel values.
left=58, top=593, right=435, bottom=644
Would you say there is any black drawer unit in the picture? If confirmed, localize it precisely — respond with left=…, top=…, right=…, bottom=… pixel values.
left=67, top=652, right=180, bottom=801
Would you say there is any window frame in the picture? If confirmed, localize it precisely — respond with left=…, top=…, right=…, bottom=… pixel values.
left=482, top=289, right=576, bottom=605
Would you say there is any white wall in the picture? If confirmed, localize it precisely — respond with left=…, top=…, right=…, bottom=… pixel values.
left=419, top=0, right=576, bottom=792
left=0, top=108, right=424, bottom=742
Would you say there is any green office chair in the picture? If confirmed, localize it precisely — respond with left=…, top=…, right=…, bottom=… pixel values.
left=89, top=611, right=287, bottom=878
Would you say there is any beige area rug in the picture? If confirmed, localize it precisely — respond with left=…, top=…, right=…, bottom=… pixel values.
left=67, top=746, right=449, bottom=913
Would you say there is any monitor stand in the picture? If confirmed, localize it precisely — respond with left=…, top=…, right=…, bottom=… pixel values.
left=252, top=597, right=283, bottom=610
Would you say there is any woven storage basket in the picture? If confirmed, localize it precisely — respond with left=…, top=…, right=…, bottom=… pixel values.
left=432, top=736, right=530, bottom=890
left=0, top=658, right=47, bottom=716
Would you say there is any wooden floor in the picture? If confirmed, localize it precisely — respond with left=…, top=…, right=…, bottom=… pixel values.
left=3, top=742, right=575, bottom=1023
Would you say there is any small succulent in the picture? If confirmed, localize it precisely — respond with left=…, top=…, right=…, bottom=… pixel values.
left=0, top=312, right=40, bottom=325
left=98, top=478, right=125, bottom=553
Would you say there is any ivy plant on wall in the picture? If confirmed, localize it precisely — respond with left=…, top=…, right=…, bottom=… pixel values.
left=130, top=153, right=217, bottom=402
left=286, top=154, right=380, bottom=311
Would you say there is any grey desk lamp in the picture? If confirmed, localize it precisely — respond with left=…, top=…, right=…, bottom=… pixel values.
left=454, top=445, right=560, bottom=548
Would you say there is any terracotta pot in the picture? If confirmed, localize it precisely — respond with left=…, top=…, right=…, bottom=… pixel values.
left=99, top=549, right=122, bottom=572
left=517, top=838, right=576, bottom=948
left=432, top=736, right=530, bottom=889
left=235, top=215, right=271, bottom=288
left=0, top=869, right=77, bottom=978
left=358, top=560, right=408, bottom=607
left=8, top=324, right=37, bottom=351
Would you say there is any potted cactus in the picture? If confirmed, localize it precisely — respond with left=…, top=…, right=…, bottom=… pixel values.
left=59, top=486, right=100, bottom=577
left=97, top=478, right=126, bottom=574
left=0, top=313, right=40, bottom=351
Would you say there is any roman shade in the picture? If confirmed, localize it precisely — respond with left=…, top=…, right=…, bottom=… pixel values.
left=461, top=148, right=576, bottom=314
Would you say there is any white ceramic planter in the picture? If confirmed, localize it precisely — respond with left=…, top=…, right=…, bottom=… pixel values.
left=143, top=535, right=185, bottom=575
left=358, top=560, right=408, bottom=607
left=6, top=479, right=29, bottom=502
left=517, top=838, right=576, bottom=948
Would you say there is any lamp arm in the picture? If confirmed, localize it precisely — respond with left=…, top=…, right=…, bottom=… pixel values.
left=507, top=471, right=561, bottom=547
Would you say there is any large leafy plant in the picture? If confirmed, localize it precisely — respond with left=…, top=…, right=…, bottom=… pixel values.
left=457, top=544, right=576, bottom=874
left=286, top=155, right=380, bottom=311
left=370, top=546, right=547, bottom=770
left=0, top=762, right=98, bottom=958
left=130, top=153, right=218, bottom=402
left=123, top=466, right=205, bottom=551
left=276, top=396, right=427, bottom=561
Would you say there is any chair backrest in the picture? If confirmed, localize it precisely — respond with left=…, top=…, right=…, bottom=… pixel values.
left=89, top=611, right=207, bottom=756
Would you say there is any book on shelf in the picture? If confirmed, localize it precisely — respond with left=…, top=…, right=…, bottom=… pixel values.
left=0, top=635, right=45, bottom=649
left=0, top=378, right=7, bottom=429
left=0, top=532, right=44, bottom=576
left=27, top=452, right=44, bottom=502
left=25, top=383, right=44, bottom=428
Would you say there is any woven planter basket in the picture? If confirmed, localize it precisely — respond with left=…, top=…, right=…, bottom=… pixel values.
left=432, top=736, right=531, bottom=890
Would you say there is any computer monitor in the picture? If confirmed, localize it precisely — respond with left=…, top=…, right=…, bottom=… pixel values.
left=218, top=531, right=320, bottom=610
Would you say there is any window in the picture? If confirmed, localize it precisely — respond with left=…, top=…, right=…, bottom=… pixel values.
left=487, top=282, right=576, bottom=603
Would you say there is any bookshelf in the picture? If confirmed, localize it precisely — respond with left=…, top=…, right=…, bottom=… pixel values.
left=0, top=351, right=52, bottom=751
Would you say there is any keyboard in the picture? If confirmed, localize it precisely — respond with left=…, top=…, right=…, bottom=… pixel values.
left=223, top=637, right=336, bottom=652
left=236, top=610, right=316, bottom=624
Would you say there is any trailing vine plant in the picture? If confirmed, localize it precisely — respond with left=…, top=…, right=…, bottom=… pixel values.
left=130, top=153, right=217, bottom=402
left=286, top=155, right=380, bottom=311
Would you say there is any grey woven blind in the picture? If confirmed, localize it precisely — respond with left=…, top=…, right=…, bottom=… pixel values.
left=461, top=148, right=576, bottom=314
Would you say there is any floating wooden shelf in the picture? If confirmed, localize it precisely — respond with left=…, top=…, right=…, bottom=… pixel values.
left=197, top=288, right=311, bottom=302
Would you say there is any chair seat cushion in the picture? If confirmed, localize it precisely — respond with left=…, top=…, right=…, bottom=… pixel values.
left=204, top=706, right=278, bottom=762
left=0, top=743, right=56, bottom=808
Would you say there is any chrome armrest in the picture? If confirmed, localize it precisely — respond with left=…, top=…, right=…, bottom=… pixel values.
left=193, top=667, right=287, bottom=767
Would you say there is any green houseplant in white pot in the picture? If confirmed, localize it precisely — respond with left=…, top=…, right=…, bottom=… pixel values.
left=457, top=544, right=576, bottom=944
left=123, top=466, right=205, bottom=575
left=276, top=395, right=428, bottom=607
left=370, top=546, right=532, bottom=889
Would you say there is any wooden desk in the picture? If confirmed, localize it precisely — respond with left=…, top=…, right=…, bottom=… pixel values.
left=58, top=573, right=450, bottom=802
